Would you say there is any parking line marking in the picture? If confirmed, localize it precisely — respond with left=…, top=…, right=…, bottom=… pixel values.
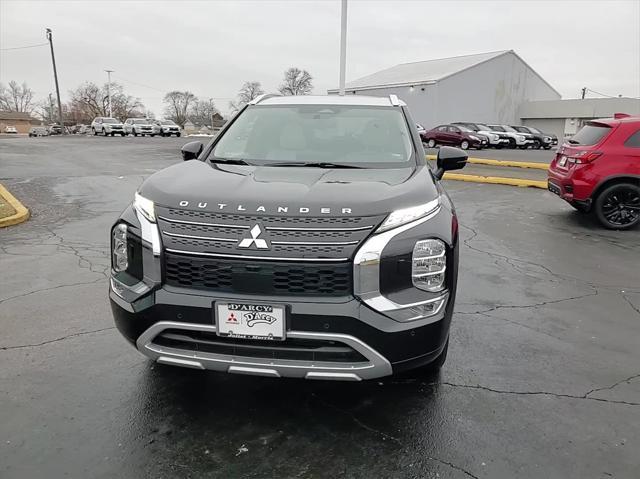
left=443, top=173, right=548, bottom=189
left=427, top=155, right=549, bottom=170
left=0, top=183, right=30, bottom=227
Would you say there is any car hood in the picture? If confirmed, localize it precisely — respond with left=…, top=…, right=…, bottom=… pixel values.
left=139, top=160, right=439, bottom=217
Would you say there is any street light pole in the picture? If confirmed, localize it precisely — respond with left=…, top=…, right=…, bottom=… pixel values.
left=45, top=28, right=64, bottom=131
left=339, top=0, right=348, bottom=96
left=105, top=70, right=114, bottom=117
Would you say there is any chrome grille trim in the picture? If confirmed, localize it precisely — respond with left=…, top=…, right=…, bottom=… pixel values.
left=162, top=231, right=237, bottom=242
left=158, top=216, right=250, bottom=229
left=271, top=240, right=359, bottom=246
left=265, top=225, right=373, bottom=232
left=165, top=248, right=350, bottom=262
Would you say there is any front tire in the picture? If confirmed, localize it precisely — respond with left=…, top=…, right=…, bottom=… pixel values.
left=594, top=183, right=640, bottom=230
left=176, top=132, right=181, bottom=137
left=133, top=129, right=138, bottom=137
left=93, top=128, right=97, bottom=136
left=102, top=128, right=107, bottom=136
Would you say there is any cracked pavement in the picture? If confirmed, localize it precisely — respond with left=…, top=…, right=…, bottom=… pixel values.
left=1, top=136, right=639, bottom=478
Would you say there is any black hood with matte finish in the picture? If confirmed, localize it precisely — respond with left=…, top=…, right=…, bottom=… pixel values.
left=139, top=160, right=439, bottom=218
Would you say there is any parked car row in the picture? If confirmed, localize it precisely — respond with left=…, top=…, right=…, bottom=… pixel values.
left=90, top=117, right=182, bottom=137
left=419, top=121, right=558, bottom=150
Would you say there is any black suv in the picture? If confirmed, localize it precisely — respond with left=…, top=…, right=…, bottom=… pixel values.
left=109, top=94, right=467, bottom=380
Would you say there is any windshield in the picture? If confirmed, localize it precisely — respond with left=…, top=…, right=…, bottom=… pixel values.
left=212, top=105, right=414, bottom=168
left=161, top=120, right=176, bottom=125
left=102, top=118, right=118, bottom=124
left=528, top=126, right=542, bottom=134
left=513, top=126, right=528, bottom=133
left=502, top=125, right=518, bottom=133
left=476, top=124, right=492, bottom=132
left=133, top=119, right=149, bottom=124
left=489, top=125, right=505, bottom=132
left=458, top=125, right=473, bottom=132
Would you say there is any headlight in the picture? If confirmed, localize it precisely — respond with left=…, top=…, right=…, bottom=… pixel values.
left=377, top=199, right=440, bottom=233
left=491, top=134, right=499, bottom=141
left=516, top=135, right=525, bottom=141
left=469, top=135, right=479, bottom=141
left=544, top=137, right=551, bottom=142
left=112, top=224, right=128, bottom=272
left=134, top=192, right=156, bottom=222
left=412, top=239, right=446, bottom=292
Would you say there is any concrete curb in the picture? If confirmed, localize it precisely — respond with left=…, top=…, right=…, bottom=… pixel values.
left=443, top=173, right=547, bottom=189
left=0, top=183, right=30, bottom=227
left=426, top=154, right=549, bottom=170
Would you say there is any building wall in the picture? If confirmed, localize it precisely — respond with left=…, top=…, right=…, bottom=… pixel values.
left=337, top=52, right=560, bottom=130
left=341, top=84, right=439, bottom=128
left=435, top=51, right=560, bottom=128
left=0, top=119, right=32, bottom=134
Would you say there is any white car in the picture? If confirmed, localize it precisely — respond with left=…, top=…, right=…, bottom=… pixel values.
left=91, top=117, right=125, bottom=136
left=4, top=125, right=18, bottom=134
left=155, top=119, right=181, bottom=137
left=488, top=124, right=536, bottom=149
left=124, top=118, right=157, bottom=137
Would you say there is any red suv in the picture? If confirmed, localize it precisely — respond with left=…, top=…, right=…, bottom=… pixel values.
left=422, top=124, right=488, bottom=150
left=548, top=114, right=640, bottom=229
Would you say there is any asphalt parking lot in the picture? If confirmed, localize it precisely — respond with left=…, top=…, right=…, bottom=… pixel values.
left=1, top=136, right=639, bottom=479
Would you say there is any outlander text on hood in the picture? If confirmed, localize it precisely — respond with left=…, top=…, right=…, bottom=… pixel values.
left=109, top=94, right=468, bottom=380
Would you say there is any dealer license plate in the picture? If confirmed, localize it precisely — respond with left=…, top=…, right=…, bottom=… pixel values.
left=216, top=302, right=286, bottom=340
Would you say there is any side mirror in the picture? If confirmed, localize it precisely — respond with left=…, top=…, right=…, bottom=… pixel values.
left=434, top=146, right=467, bottom=180
left=181, top=141, right=203, bottom=161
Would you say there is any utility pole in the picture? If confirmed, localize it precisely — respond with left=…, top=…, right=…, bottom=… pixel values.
left=105, top=70, right=114, bottom=117
left=581, top=87, right=586, bottom=100
left=339, top=0, right=348, bottom=95
left=209, top=98, right=214, bottom=130
left=45, top=28, right=64, bottom=131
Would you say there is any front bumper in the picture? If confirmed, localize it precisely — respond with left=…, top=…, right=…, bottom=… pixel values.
left=110, top=283, right=454, bottom=380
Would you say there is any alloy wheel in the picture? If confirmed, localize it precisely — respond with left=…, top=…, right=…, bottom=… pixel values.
left=599, top=185, right=640, bottom=228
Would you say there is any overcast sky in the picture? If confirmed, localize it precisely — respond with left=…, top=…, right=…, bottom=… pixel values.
left=1, top=0, right=639, bottom=117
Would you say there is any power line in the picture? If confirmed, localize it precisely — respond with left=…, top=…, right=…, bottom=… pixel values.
left=113, top=75, right=234, bottom=99
left=0, top=42, right=48, bottom=51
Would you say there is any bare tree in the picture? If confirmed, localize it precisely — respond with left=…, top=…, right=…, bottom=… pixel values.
left=38, top=93, right=58, bottom=123
left=278, top=68, right=313, bottom=96
left=229, top=81, right=264, bottom=113
left=163, top=90, right=196, bottom=127
left=68, top=81, right=144, bottom=122
left=189, top=98, right=219, bottom=126
left=0, top=81, right=35, bottom=113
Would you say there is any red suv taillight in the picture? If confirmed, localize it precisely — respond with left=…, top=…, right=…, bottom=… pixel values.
left=567, top=151, right=603, bottom=164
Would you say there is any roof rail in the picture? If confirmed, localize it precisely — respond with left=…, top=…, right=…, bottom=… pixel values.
left=389, top=94, right=400, bottom=106
left=248, top=93, right=282, bottom=105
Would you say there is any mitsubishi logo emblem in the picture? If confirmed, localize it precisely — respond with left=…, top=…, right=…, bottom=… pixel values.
left=237, top=224, right=269, bottom=250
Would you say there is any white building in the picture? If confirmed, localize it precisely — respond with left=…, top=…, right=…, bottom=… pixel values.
left=328, top=50, right=561, bottom=129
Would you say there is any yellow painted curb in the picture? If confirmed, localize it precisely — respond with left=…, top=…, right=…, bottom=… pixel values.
left=443, top=173, right=548, bottom=189
left=0, top=183, right=30, bottom=227
left=426, top=155, right=549, bottom=170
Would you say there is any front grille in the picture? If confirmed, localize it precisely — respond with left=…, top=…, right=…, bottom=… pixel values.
left=153, top=329, right=367, bottom=363
left=164, top=251, right=352, bottom=296
left=155, top=206, right=384, bottom=261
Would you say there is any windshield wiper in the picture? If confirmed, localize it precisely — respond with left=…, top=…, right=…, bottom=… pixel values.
left=209, top=158, right=251, bottom=166
left=567, top=139, right=580, bottom=145
left=266, top=161, right=363, bottom=169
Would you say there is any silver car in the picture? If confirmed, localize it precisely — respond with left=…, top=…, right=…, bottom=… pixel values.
left=91, top=117, right=125, bottom=136
left=156, top=119, right=181, bottom=137
left=124, top=118, right=157, bottom=137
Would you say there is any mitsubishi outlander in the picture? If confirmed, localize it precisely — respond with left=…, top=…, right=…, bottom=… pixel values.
left=109, top=94, right=467, bottom=380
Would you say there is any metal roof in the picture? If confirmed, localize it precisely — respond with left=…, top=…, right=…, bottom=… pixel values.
left=328, top=50, right=511, bottom=91
left=260, top=95, right=406, bottom=107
